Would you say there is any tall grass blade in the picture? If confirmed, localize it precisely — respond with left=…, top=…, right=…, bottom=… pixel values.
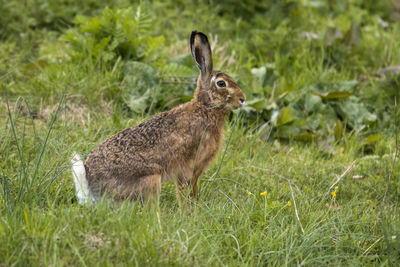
left=30, top=94, right=65, bottom=190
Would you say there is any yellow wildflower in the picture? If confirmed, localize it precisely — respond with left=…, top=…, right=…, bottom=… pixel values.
left=288, top=201, right=292, bottom=207
left=335, top=186, right=339, bottom=190
left=248, top=192, right=252, bottom=196
left=260, top=191, right=267, bottom=196
left=331, top=191, right=336, bottom=197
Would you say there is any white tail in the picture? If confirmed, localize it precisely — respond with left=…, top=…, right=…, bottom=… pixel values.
left=71, top=153, right=93, bottom=204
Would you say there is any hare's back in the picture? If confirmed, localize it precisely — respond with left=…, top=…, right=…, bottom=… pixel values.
left=85, top=107, right=205, bottom=179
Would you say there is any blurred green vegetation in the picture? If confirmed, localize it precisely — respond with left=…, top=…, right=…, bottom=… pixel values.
left=2, top=0, right=400, bottom=145
left=1, top=0, right=399, bottom=138
left=1, top=1, right=400, bottom=265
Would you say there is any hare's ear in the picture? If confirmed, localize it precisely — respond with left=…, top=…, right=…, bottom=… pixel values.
left=190, top=31, right=213, bottom=85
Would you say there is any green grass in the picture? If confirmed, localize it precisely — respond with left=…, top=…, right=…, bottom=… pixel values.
left=1, top=98, right=399, bottom=265
left=1, top=0, right=400, bottom=265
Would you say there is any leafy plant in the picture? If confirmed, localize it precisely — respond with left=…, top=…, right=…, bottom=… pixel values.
left=60, top=6, right=165, bottom=65
left=122, top=61, right=159, bottom=114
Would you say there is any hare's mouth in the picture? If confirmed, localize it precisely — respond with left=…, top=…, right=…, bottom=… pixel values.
left=229, top=101, right=245, bottom=110
left=233, top=97, right=245, bottom=109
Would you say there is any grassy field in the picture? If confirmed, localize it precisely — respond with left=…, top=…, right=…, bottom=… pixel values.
left=1, top=0, right=400, bottom=266
left=1, top=99, right=399, bottom=265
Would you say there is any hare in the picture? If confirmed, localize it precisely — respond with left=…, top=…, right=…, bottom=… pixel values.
left=71, top=31, right=245, bottom=204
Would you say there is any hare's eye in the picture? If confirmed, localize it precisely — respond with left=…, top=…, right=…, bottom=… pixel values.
left=216, top=80, right=226, bottom=88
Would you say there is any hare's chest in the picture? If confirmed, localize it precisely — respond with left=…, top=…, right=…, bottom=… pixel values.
left=194, top=128, right=224, bottom=169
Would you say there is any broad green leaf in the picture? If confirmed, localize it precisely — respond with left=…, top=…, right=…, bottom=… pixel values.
left=304, top=94, right=323, bottom=113
left=275, top=125, right=300, bottom=138
left=304, top=114, right=321, bottom=131
left=246, top=98, right=268, bottom=111
left=335, top=119, right=342, bottom=141
left=358, top=133, right=384, bottom=155
left=293, top=132, right=319, bottom=141
left=319, top=105, right=338, bottom=126
left=251, top=66, right=266, bottom=87
left=334, top=96, right=377, bottom=130
left=312, top=91, right=353, bottom=99
left=276, top=107, right=294, bottom=126
left=364, top=133, right=384, bottom=144
left=125, top=89, right=151, bottom=114
left=337, top=80, right=358, bottom=91
left=122, top=61, right=160, bottom=113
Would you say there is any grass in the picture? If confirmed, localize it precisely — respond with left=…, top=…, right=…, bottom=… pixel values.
left=0, top=97, right=399, bottom=265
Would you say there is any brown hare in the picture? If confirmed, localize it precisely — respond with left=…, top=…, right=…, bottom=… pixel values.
left=71, top=31, right=245, bottom=204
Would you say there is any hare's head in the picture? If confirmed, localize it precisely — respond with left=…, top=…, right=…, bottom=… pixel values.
left=191, top=31, right=245, bottom=110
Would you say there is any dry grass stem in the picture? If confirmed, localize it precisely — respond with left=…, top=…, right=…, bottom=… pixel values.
left=327, top=161, right=356, bottom=195
left=362, top=236, right=383, bottom=255
left=288, top=180, right=305, bottom=234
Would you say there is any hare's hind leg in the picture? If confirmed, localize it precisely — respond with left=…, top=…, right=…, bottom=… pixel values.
left=136, top=174, right=162, bottom=203
left=175, top=173, right=200, bottom=205
left=189, top=175, right=199, bottom=201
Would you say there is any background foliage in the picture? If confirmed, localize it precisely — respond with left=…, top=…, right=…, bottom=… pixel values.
left=1, top=0, right=400, bottom=265
left=2, top=0, right=400, bottom=143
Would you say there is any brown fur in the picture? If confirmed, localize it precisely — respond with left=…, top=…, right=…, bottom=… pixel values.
left=84, top=31, right=245, bottom=201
